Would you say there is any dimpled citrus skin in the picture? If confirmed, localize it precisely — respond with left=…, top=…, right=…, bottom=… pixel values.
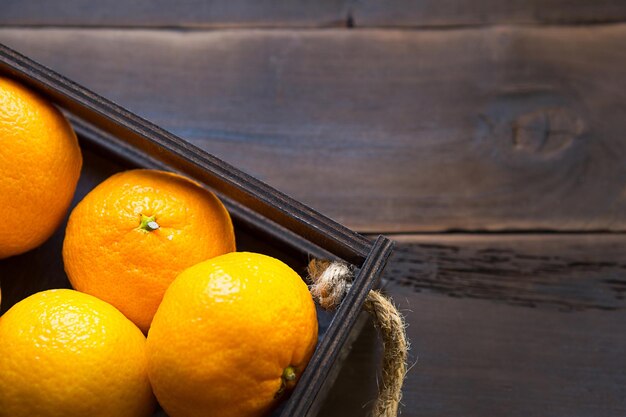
left=63, top=169, right=236, bottom=333
left=0, top=77, right=82, bottom=259
left=147, top=252, right=319, bottom=417
left=0, top=289, right=155, bottom=417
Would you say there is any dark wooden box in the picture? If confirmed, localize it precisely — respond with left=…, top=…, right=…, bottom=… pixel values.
left=0, top=44, right=394, bottom=417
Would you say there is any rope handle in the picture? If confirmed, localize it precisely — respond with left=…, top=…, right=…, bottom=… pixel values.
left=308, top=259, right=409, bottom=417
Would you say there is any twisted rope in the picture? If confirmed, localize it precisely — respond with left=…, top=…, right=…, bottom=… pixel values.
left=308, top=259, right=408, bottom=417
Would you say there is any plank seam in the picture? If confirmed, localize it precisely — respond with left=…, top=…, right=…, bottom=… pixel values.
left=1, top=20, right=626, bottom=31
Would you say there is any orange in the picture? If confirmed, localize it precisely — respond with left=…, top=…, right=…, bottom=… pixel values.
left=146, top=252, right=319, bottom=417
left=0, top=77, right=82, bottom=259
left=0, top=289, right=155, bottom=417
left=63, top=169, right=236, bottom=333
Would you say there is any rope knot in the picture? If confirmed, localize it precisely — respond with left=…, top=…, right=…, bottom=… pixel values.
left=308, top=259, right=353, bottom=310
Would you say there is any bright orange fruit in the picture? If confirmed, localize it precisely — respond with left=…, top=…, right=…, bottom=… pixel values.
left=146, top=252, right=319, bottom=417
left=63, top=169, right=236, bottom=333
left=0, top=289, right=155, bottom=417
left=0, top=77, right=82, bottom=259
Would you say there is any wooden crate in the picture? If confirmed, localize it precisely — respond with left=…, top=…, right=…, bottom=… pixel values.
left=0, top=43, right=394, bottom=417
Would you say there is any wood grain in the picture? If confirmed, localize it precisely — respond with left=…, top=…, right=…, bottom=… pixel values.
left=1, top=27, right=626, bottom=233
left=387, top=234, right=626, bottom=311
left=1, top=0, right=625, bottom=27
left=354, top=0, right=626, bottom=27
left=320, top=234, right=626, bottom=417
left=0, top=0, right=349, bottom=28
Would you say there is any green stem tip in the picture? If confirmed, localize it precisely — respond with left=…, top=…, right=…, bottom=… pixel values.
left=275, top=366, right=297, bottom=399
left=139, top=214, right=159, bottom=232
left=283, top=366, right=296, bottom=382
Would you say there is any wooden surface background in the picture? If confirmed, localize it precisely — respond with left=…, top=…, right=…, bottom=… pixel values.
left=1, top=1, right=626, bottom=416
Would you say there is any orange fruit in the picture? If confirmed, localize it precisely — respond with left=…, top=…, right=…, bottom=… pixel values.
left=0, top=77, right=82, bottom=259
left=146, top=252, right=319, bottom=417
left=63, top=169, right=236, bottom=333
left=0, top=289, right=155, bottom=417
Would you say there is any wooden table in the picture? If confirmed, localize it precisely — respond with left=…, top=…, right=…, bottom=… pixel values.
left=1, top=2, right=625, bottom=415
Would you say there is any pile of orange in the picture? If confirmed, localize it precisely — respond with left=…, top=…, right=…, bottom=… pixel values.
left=0, top=77, right=318, bottom=417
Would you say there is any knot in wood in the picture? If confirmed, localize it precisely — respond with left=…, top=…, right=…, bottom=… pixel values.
left=511, top=107, right=584, bottom=155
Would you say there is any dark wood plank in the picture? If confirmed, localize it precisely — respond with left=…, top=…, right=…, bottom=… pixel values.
left=0, top=0, right=349, bottom=28
left=388, top=234, right=626, bottom=311
left=1, top=27, right=626, bottom=233
left=2, top=0, right=626, bottom=27
left=354, top=0, right=626, bottom=27
left=320, top=234, right=626, bottom=416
